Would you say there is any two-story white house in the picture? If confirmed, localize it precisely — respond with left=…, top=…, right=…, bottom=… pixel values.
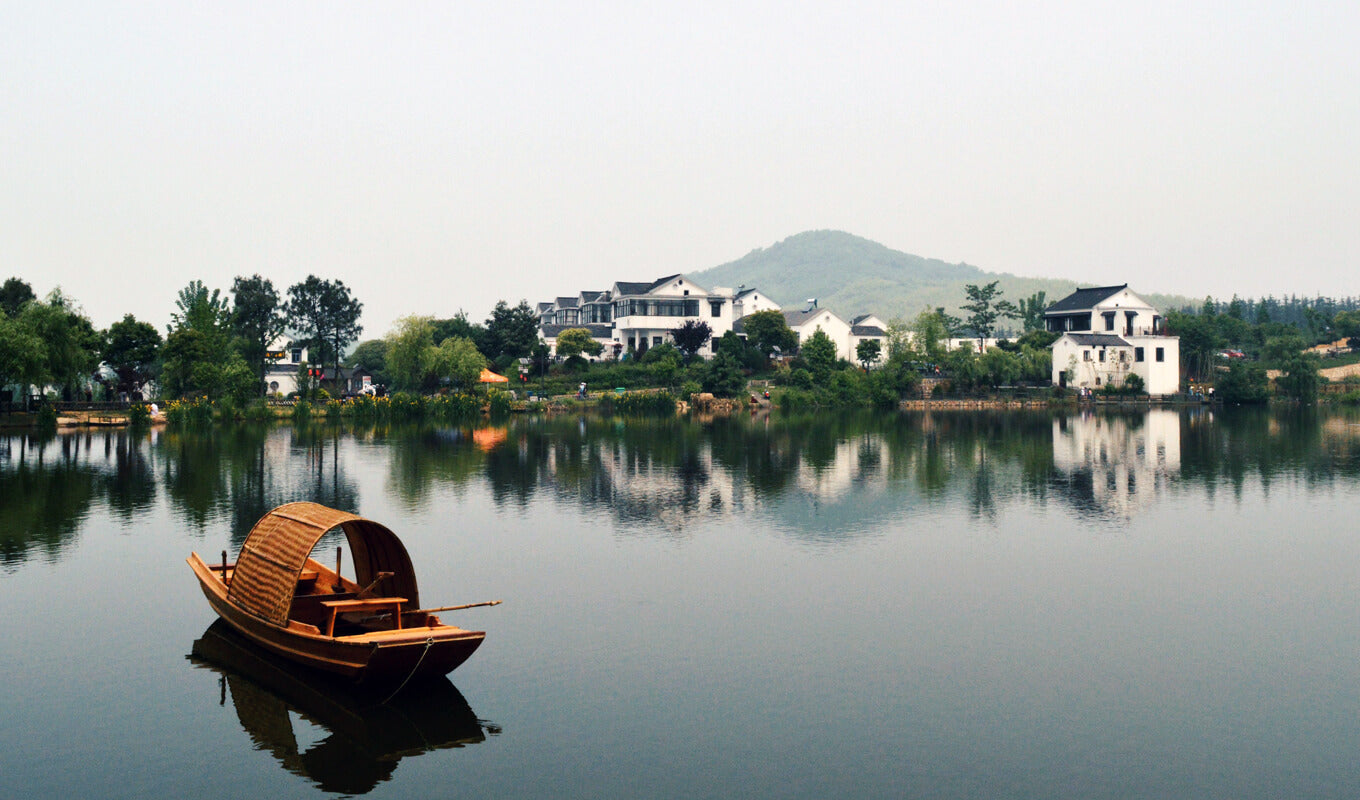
left=262, top=339, right=311, bottom=396
left=537, top=276, right=791, bottom=360
left=1046, top=284, right=1180, bottom=395
left=849, top=314, right=888, bottom=365
left=536, top=275, right=888, bottom=364
left=779, top=307, right=856, bottom=362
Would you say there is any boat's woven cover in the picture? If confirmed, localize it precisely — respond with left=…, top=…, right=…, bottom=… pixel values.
left=227, top=502, right=420, bottom=627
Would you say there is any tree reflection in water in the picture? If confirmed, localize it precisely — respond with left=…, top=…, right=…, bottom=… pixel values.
left=4, top=406, right=1360, bottom=568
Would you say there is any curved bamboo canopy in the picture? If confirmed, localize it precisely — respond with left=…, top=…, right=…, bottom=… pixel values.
left=227, top=502, right=419, bottom=627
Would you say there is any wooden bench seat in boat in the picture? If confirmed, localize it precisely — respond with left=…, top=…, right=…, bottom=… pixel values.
left=320, top=597, right=408, bottom=637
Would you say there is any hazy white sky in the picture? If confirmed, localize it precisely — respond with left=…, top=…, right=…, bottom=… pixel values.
left=4, top=1, right=1357, bottom=336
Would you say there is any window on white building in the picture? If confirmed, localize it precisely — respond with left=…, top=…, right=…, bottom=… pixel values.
left=1156, top=347, right=1165, bottom=362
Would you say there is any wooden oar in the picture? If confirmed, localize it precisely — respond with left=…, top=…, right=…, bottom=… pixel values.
left=355, top=571, right=394, bottom=599
left=403, top=600, right=502, bottom=616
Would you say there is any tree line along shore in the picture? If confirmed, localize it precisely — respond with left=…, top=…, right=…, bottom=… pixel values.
left=4, top=275, right=1360, bottom=432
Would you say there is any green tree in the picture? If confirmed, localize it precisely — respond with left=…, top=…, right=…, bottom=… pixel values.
left=960, top=281, right=1018, bottom=351
left=944, top=343, right=984, bottom=391
left=1263, top=334, right=1307, bottom=364
left=856, top=338, right=882, bottom=369
left=1119, top=372, right=1145, bottom=395
left=1334, top=310, right=1360, bottom=345
left=484, top=300, right=540, bottom=361
left=911, top=308, right=951, bottom=364
left=741, top=309, right=798, bottom=360
left=980, top=347, right=1022, bottom=387
left=1165, top=311, right=1222, bottom=380
left=385, top=316, right=437, bottom=392
left=801, top=329, right=838, bottom=380
left=555, top=327, right=604, bottom=360
left=20, top=291, right=100, bottom=400
left=0, top=312, right=47, bottom=406
left=884, top=319, right=914, bottom=362
left=1254, top=302, right=1271, bottom=326
left=0, top=277, right=36, bottom=317
left=170, top=280, right=231, bottom=335
left=670, top=320, right=712, bottom=361
left=231, top=275, right=287, bottom=395
left=346, top=339, right=390, bottom=385
left=702, top=336, right=747, bottom=397
left=286, top=276, right=364, bottom=383
left=1217, top=360, right=1269, bottom=404
left=645, top=344, right=682, bottom=388
left=1016, top=291, right=1049, bottom=333
left=163, top=280, right=245, bottom=398
left=102, top=315, right=162, bottom=397
left=432, top=312, right=489, bottom=352
left=432, top=335, right=486, bottom=391
left=1276, top=350, right=1321, bottom=401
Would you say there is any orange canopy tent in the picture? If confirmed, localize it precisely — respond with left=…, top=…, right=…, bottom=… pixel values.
left=478, top=369, right=509, bottom=384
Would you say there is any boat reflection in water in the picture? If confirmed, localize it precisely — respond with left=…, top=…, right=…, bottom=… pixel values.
left=188, top=621, right=498, bottom=794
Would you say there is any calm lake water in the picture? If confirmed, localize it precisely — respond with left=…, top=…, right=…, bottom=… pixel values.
left=4, top=407, right=1360, bottom=799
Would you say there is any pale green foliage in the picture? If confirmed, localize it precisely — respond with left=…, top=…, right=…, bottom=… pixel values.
left=0, top=311, right=48, bottom=394
left=555, top=328, right=603, bottom=359
left=385, top=316, right=436, bottom=391
left=910, top=309, right=951, bottom=363
left=884, top=319, right=914, bottom=361
left=385, top=316, right=485, bottom=392
left=433, top=335, right=486, bottom=390
left=19, top=291, right=100, bottom=397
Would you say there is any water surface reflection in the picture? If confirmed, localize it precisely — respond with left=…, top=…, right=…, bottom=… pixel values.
left=4, top=407, right=1360, bottom=569
left=188, top=622, right=496, bottom=795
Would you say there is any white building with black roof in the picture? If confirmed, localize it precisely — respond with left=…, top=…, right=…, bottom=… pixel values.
left=1045, top=285, right=1180, bottom=395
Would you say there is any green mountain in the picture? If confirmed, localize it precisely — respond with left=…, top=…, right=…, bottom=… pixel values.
left=689, top=230, right=1194, bottom=323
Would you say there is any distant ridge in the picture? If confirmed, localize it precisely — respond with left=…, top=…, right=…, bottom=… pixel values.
left=688, top=230, right=1193, bottom=322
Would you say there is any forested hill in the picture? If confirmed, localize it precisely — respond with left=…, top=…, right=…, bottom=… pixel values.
left=689, top=230, right=1191, bottom=322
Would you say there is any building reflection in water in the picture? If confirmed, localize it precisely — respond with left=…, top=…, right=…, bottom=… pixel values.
left=1052, top=409, right=1181, bottom=520
left=188, top=621, right=497, bottom=795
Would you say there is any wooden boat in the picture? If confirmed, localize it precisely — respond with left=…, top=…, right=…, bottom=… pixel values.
left=188, top=502, right=493, bottom=685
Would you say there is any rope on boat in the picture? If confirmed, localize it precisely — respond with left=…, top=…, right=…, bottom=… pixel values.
left=381, top=637, right=434, bottom=705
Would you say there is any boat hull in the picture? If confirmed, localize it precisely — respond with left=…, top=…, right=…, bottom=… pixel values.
left=189, top=554, right=484, bottom=685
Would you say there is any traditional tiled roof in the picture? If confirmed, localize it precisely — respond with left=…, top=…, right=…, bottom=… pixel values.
left=851, top=325, right=885, bottom=337
left=612, top=274, right=685, bottom=296
left=554, top=296, right=580, bottom=308
left=781, top=309, right=825, bottom=327
left=579, top=291, right=607, bottom=303
left=647, top=274, right=683, bottom=292
left=1065, top=333, right=1130, bottom=347
left=1046, top=285, right=1128, bottom=314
